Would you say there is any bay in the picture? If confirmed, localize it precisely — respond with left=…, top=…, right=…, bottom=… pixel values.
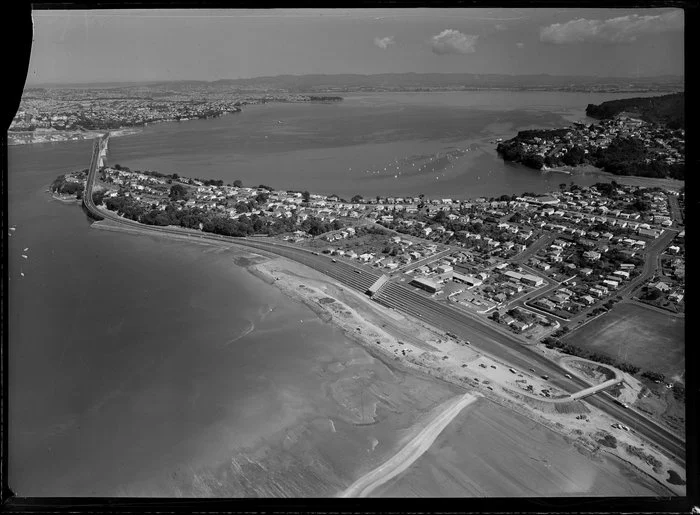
left=8, top=90, right=671, bottom=497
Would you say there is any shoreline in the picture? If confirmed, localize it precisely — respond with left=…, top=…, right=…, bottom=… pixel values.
left=87, top=211, right=684, bottom=496
left=9, top=127, right=143, bottom=146
left=241, top=254, right=685, bottom=496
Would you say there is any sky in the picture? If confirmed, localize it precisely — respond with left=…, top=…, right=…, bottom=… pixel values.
left=26, top=7, right=684, bottom=85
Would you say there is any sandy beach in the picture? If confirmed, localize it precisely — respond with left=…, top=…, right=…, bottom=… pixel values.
left=89, top=220, right=685, bottom=497
left=245, top=254, right=685, bottom=496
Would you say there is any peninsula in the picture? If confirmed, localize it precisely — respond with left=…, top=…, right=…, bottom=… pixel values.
left=51, top=153, right=686, bottom=494
left=496, top=114, right=684, bottom=180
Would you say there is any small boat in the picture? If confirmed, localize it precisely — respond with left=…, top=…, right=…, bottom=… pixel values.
left=10, top=227, right=16, bottom=231
left=21, top=272, right=24, bottom=277
left=24, top=247, right=29, bottom=252
left=21, top=255, right=28, bottom=259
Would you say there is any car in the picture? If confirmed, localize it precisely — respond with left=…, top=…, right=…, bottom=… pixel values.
left=565, top=374, right=572, bottom=379
left=541, top=375, right=549, bottom=380
left=354, top=270, right=362, bottom=274
left=331, top=259, right=337, bottom=263
left=529, top=368, right=535, bottom=372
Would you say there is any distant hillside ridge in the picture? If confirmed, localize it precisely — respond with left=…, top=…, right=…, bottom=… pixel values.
left=28, top=73, right=683, bottom=94
left=585, top=92, right=684, bottom=129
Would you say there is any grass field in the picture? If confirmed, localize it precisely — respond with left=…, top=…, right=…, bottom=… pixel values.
left=564, top=302, right=685, bottom=382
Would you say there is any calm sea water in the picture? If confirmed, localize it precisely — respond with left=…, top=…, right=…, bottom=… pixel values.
left=104, top=91, right=663, bottom=199
left=8, top=91, right=664, bottom=496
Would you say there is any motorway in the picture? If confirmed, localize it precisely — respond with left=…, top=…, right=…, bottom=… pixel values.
left=81, top=141, right=685, bottom=465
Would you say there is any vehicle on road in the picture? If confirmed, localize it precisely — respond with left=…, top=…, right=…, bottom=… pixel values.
left=354, top=270, right=362, bottom=274
left=565, top=374, right=572, bottom=379
left=331, top=258, right=337, bottom=263
left=509, top=368, right=516, bottom=374
left=541, top=375, right=549, bottom=380
left=529, top=368, right=535, bottom=372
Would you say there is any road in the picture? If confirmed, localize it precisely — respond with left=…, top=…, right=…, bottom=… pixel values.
left=340, top=393, right=479, bottom=498
left=80, top=141, right=685, bottom=465
left=394, top=247, right=454, bottom=275
left=666, top=193, right=683, bottom=224
left=512, top=233, right=556, bottom=264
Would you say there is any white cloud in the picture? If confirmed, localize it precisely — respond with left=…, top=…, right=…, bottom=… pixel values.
left=373, top=36, right=395, bottom=49
left=540, top=10, right=683, bottom=45
left=516, top=42, right=525, bottom=48
left=430, top=29, right=479, bottom=55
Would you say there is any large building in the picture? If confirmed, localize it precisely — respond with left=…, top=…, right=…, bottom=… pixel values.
left=452, top=272, right=482, bottom=288
left=521, top=274, right=544, bottom=287
left=410, top=276, right=440, bottom=294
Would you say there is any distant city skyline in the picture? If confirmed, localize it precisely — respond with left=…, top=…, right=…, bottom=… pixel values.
left=26, top=8, right=684, bottom=85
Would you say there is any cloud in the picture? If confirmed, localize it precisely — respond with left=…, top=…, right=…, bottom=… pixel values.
left=540, top=9, right=683, bottom=44
left=430, top=29, right=479, bottom=55
left=516, top=42, right=525, bottom=48
left=373, top=36, right=395, bottom=49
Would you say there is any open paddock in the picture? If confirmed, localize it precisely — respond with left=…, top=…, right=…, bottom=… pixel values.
left=563, top=303, right=684, bottom=382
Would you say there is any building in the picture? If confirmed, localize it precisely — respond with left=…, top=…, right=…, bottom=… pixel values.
left=452, top=272, right=482, bottom=288
left=602, top=279, right=619, bottom=289
left=613, top=270, right=630, bottom=280
left=638, top=228, right=660, bottom=239
left=521, top=274, right=544, bottom=287
left=504, top=270, right=523, bottom=282
left=410, top=276, right=440, bottom=293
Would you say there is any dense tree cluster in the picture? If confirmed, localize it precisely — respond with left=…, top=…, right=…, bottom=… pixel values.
left=497, top=128, right=684, bottom=179
left=98, top=188, right=341, bottom=239
left=585, top=92, right=684, bottom=129
left=51, top=174, right=85, bottom=197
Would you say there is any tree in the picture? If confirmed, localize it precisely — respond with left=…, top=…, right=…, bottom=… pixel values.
left=92, top=190, right=107, bottom=206
left=302, top=190, right=311, bottom=203
left=233, top=179, right=243, bottom=188
left=169, top=184, right=188, bottom=201
left=255, top=192, right=269, bottom=204
left=351, top=194, right=363, bottom=203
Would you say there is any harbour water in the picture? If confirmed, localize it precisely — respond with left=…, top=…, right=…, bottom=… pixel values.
left=8, top=90, right=671, bottom=496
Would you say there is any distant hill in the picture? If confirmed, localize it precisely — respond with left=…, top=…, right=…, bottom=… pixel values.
left=206, top=73, right=683, bottom=93
left=585, top=93, right=684, bottom=129
left=28, top=73, right=684, bottom=94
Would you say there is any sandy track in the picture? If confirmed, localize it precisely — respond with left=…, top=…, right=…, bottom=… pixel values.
left=340, top=392, right=479, bottom=498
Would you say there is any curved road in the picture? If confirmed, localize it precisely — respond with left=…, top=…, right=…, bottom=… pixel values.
left=81, top=146, right=685, bottom=465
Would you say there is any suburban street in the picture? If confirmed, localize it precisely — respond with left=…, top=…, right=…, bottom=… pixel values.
left=81, top=152, right=685, bottom=465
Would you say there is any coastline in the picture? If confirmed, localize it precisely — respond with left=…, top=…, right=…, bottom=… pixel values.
left=8, top=127, right=143, bottom=146
left=241, top=253, right=685, bottom=496
left=86, top=203, right=684, bottom=496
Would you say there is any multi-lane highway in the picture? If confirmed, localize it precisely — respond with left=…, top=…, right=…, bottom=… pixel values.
left=80, top=142, right=685, bottom=465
